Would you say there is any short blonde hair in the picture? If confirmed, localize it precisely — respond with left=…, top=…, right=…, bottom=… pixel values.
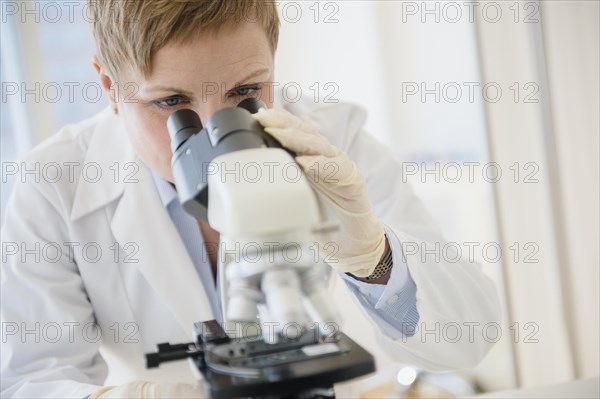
left=88, top=0, right=280, bottom=79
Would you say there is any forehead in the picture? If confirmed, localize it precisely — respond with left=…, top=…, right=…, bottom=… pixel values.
left=144, top=22, right=273, bottom=85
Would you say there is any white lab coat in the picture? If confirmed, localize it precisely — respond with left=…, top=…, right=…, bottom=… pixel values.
left=0, top=94, right=501, bottom=398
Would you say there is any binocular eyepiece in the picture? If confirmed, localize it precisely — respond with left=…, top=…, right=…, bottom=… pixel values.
left=167, top=98, right=266, bottom=153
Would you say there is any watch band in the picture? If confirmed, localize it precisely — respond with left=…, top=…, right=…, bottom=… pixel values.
left=363, top=241, right=393, bottom=281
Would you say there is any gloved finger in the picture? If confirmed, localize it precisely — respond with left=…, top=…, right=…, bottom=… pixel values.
left=296, top=154, right=372, bottom=215
left=296, top=154, right=355, bottom=186
left=264, top=126, right=337, bottom=157
left=253, top=108, right=320, bottom=136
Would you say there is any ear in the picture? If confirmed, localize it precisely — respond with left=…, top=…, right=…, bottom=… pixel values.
left=92, top=54, right=118, bottom=111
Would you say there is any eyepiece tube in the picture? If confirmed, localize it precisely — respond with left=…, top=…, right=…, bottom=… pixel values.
left=167, top=109, right=203, bottom=152
left=237, top=98, right=266, bottom=114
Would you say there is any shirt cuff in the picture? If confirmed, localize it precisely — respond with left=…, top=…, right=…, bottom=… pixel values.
left=339, top=225, right=419, bottom=337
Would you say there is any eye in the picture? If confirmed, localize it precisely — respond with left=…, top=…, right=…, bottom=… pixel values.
left=236, top=87, right=251, bottom=96
left=153, top=95, right=189, bottom=110
left=228, top=84, right=262, bottom=99
left=164, top=97, right=181, bottom=106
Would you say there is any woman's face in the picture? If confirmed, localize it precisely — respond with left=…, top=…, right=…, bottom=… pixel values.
left=97, top=22, right=275, bottom=182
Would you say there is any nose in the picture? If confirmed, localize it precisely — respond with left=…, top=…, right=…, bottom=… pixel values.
left=197, top=102, right=230, bottom=126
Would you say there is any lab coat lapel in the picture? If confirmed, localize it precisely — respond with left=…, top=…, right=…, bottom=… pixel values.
left=110, top=157, right=215, bottom=340
left=71, top=108, right=131, bottom=220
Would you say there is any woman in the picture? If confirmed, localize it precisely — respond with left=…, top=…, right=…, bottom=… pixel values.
left=1, top=1, right=500, bottom=397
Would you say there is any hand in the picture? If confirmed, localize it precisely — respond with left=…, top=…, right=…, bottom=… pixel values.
left=89, top=381, right=207, bottom=398
left=253, top=108, right=386, bottom=277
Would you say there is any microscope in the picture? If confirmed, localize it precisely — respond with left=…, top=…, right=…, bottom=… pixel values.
left=145, top=98, right=375, bottom=398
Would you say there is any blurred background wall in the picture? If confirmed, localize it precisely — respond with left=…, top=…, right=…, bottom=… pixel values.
left=1, top=0, right=598, bottom=396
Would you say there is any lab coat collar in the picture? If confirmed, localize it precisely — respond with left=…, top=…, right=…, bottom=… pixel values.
left=70, top=107, right=135, bottom=221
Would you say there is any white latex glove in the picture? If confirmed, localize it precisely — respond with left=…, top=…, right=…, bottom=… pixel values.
left=89, top=381, right=207, bottom=398
left=253, top=108, right=386, bottom=277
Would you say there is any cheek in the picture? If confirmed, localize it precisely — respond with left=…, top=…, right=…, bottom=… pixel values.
left=122, top=106, right=174, bottom=180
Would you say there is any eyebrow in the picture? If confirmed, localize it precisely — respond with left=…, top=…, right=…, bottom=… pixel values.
left=231, top=67, right=270, bottom=86
left=143, top=67, right=270, bottom=96
left=143, top=85, right=195, bottom=97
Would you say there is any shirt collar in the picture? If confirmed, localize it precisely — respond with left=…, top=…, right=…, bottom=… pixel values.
left=150, top=169, right=178, bottom=208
